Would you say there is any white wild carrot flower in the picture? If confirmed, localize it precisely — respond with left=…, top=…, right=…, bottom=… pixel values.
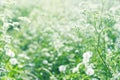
left=59, top=65, right=67, bottom=73
left=5, top=49, right=15, bottom=57
left=9, top=58, right=18, bottom=65
left=82, top=51, right=93, bottom=64
left=86, top=67, right=94, bottom=76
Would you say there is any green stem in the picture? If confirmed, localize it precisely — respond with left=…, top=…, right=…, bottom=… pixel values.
left=93, top=15, right=111, bottom=80
left=95, top=27, right=112, bottom=80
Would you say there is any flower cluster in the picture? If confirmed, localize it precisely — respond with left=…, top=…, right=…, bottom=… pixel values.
left=82, top=51, right=94, bottom=76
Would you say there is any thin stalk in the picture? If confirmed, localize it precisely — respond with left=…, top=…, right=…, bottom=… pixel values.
left=93, top=14, right=112, bottom=80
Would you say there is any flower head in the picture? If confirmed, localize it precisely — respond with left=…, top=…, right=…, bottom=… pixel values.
left=83, top=51, right=93, bottom=59
left=58, top=65, right=67, bottom=73
left=9, top=58, right=18, bottom=65
left=86, top=68, right=94, bottom=76
left=72, top=67, right=79, bottom=73
left=6, top=49, right=15, bottom=57
left=82, top=51, right=93, bottom=64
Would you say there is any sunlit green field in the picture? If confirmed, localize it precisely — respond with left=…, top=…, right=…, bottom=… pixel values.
left=0, top=0, right=120, bottom=80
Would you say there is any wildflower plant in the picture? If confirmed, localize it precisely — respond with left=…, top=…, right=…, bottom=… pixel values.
left=0, top=0, right=120, bottom=80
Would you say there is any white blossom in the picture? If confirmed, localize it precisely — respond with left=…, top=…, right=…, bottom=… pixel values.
left=5, top=49, right=15, bottom=57
left=43, top=60, right=48, bottom=64
left=111, top=72, right=120, bottom=80
left=28, top=63, right=35, bottom=67
left=82, top=51, right=93, bottom=64
left=83, top=51, right=93, bottom=59
left=18, top=54, right=30, bottom=59
left=82, top=58, right=90, bottom=64
left=50, top=75, right=57, bottom=80
left=86, top=68, right=94, bottom=76
left=72, top=67, right=79, bottom=73
left=58, top=65, right=67, bottom=73
left=9, top=58, right=18, bottom=65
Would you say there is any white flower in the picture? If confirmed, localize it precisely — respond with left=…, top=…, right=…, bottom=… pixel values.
left=18, top=54, right=30, bottom=59
left=6, top=49, right=15, bottom=57
left=54, top=39, right=64, bottom=49
left=86, top=68, right=94, bottom=76
left=58, top=65, right=67, bottom=73
left=50, top=75, right=57, bottom=80
left=9, top=58, right=18, bottom=65
left=43, top=60, right=48, bottom=64
left=83, top=51, right=93, bottom=59
left=82, top=51, right=93, bottom=64
left=82, top=58, right=90, bottom=64
left=28, top=63, right=35, bottom=67
left=111, top=72, right=120, bottom=80
left=44, top=52, right=50, bottom=57
left=72, top=67, right=79, bottom=73
left=75, top=50, right=79, bottom=53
